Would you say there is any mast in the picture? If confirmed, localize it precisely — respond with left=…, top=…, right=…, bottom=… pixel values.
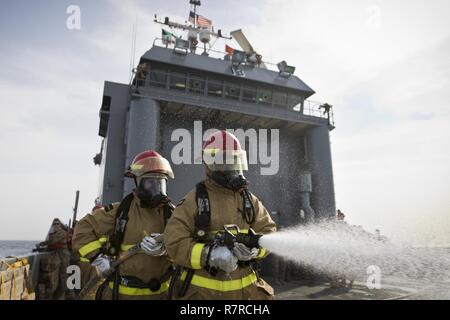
left=190, top=0, right=200, bottom=29
left=153, top=0, right=231, bottom=48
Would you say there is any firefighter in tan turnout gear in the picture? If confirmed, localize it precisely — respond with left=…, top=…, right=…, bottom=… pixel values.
left=165, top=130, right=277, bottom=300
left=76, top=204, right=104, bottom=292
left=72, top=150, right=175, bottom=300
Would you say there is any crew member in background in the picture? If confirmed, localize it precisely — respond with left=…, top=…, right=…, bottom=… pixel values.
left=165, top=130, right=277, bottom=300
left=337, top=209, right=346, bottom=222
left=36, top=218, right=71, bottom=300
left=319, top=103, right=333, bottom=125
left=72, top=150, right=176, bottom=300
left=132, top=62, right=149, bottom=89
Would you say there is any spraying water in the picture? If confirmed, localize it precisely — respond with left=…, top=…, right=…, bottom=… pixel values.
left=259, top=221, right=450, bottom=298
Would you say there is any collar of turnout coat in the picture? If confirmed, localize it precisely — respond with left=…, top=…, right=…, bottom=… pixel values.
left=204, top=176, right=240, bottom=195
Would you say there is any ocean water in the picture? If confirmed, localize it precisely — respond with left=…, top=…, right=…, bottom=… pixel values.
left=0, top=240, right=39, bottom=259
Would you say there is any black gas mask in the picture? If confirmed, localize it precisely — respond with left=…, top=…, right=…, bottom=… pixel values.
left=203, top=145, right=249, bottom=191
left=209, top=170, right=248, bottom=191
left=135, top=174, right=168, bottom=208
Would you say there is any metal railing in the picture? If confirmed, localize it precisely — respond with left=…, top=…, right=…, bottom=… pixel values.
left=152, top=38, right=279, bottom=72
left=131, top=68, right=334, bottom=125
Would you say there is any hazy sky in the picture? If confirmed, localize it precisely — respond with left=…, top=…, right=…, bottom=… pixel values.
left=0, top=0, right=449, bottom=243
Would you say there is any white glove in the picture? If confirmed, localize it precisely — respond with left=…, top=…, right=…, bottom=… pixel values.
left=91, top=254, right=111, bottom=276
left=232, top=242, right=259, bottom=261
left=207, top=246, right=238, bottom=273
left=141, top=233, right=166, bottom=256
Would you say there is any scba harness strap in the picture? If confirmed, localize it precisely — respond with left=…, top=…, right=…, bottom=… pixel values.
left=240, top=188, right=256, bottom=225
left=193, top=182, right=256, bottom=239
left=96, top=192, right=174, bottom=300
left=109, top=193, right=135, bottom=257
left=194, top=182, right=211, bottom=241
left=110, top=193, right=175, bottom=256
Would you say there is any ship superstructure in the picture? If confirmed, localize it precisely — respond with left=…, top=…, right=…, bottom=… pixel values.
left=96, top=2, right=335, bottom=228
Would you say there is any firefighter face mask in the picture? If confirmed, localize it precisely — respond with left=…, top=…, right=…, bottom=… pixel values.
left=135, top=174, right=168, bottom=208
left=204, top=149, right=249, bottom=191
left=209, top=169, right=248, bottom=191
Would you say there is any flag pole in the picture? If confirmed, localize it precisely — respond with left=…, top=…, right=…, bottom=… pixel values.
left=193, top=3, right=197, bottom=28
left=190, top=0, right=201, bottom=28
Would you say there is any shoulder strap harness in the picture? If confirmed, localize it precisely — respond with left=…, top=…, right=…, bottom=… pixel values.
left=100, top=192, right=174, bottom=300
left=194, top=182, right=256, bottom=239
left=176, top=182, right=258, bottom=298
left=194, top=182, right=211, bottom=241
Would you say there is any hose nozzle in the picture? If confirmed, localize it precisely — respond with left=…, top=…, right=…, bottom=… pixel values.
left=217, top=224, right=262, bottom=249
left=236, top=229, right=262, bottom=248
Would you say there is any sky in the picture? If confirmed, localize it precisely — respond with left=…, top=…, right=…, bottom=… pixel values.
left=0, top=0, right=449, bottom=244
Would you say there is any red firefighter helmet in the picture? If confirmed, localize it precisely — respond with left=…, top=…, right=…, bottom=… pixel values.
left=125, top=150, right=174, bottom=179
left=202, top=130, right=248, bottom=172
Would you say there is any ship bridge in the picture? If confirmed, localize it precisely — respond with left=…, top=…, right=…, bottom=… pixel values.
left=127, top=45, right=333, bottom=131
left=97, top=41, right=336, bottom=227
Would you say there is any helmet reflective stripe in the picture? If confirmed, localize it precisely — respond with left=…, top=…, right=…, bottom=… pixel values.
left=125, top=150, right=174, bottom=179
left=203, top=150, right=248, bottom=171
left=202, top=131, right=248, bottom=171
left=130, top=164, right=144, bottom=171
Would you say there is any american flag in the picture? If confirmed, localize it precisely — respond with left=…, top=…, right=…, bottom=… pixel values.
left=188, top=11, right=212, bottom=30
left=196, top=14, right=212, bottom=30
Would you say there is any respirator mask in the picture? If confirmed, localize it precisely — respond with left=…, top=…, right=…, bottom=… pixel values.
left=135, top=173, right=168, bottom=208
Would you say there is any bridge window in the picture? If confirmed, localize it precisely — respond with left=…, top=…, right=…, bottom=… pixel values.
left=273, top=91, right=287, bottom=107
left=225, top=82, right=240, bottom=100
left=207, top=79, right=223, bottom=97
left=189, top=75, right=205, bottom=95
left=242, top=86, right=257, bottom=103
left=287, top=94, right=302, bottom=109
left=148, top=69, right=167, bottom=88
left=257, top=88, right=272, bottom=105
left=170, top=72, right=187, bottom=91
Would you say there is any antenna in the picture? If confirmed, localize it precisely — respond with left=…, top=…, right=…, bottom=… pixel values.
left=129, top=18, right=138, bottom=82
left=153, top=0, right=231, bottom=55
left=231, top=29, right=266, bottom=69
left=190, top=0, right=201, bottom=28
left=153, top=16, right=231, bottom=41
